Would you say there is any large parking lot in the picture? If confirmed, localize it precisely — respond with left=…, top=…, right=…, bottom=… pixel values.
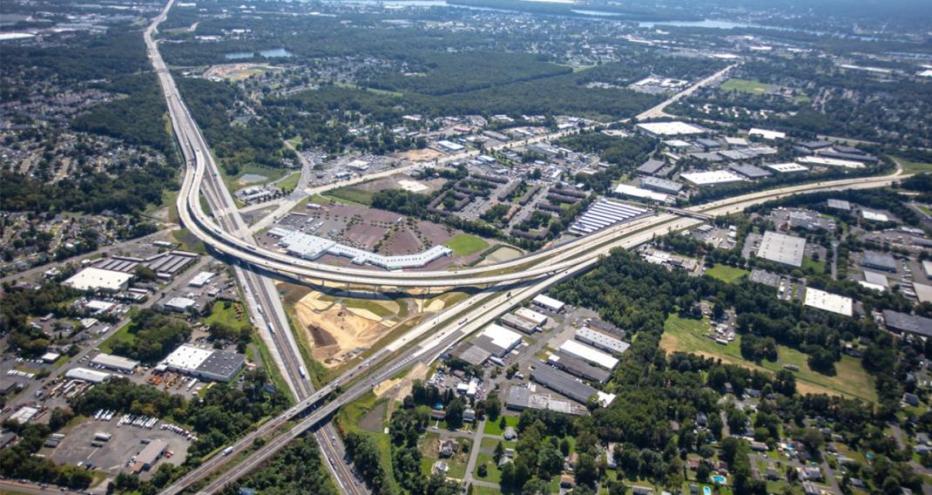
left=47, top=416, right=190, bottom=478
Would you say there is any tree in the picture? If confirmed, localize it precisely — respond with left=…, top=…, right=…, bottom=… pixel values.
left=494, top=441, right=505, bottom=464
left=477, top=464, right=488, bottom=478
left=485, top=393, right=501, bottom=420
left=445, top=398, right=465, bottom=429
left=537, top=445, right=564, bottom=478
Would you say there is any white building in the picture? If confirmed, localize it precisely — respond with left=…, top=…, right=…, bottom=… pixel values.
left=681, top=170, right=745, bottom=186
left=533, top=294, right=565, bottom=313
left=756, top=231, right=806, bottom=267
left=797, top=155, right=865, bottom=169
left=559, top=340, right=619, bottom=370
left=91, top=353, right=140, bottom=373
left=66, top=367, right=111, bottom=383
left=575, top=327, right=630, bottom=355
left=9, top=406, right=39, bottom=424
left=514, top=307, right=548, bottom=327
left=748, top=128, right=786, bottom=140
left=477, top=324, right=523, bottom=357
left=804, top=288, right=853, bottom=317
left=767, top=162, right=809, bottom=174
left=637, top=121, right=706, bottom=137
left=64, top=267, right=132, bottom=292
left=613, top=184, right=672, bottom=203
left=270, top=228, right=452, bottom=270
left=188, top=271, right=215, bottom=287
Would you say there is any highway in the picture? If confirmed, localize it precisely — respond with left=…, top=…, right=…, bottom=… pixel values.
left=144, top=2, right=366, bottom=493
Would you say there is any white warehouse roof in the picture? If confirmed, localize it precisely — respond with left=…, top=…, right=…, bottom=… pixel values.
left=91, top=353, right=140, bottom=372
left=559, top=340, right=619, bottom=370
left=804, top=288, right=853, bottom=317
left=797, top=155, right=865, bottom=169
left=479, top=324, right=523, bottom=353
left=767, top=162, right=809, bottom=174
left=613, top=184, right=672, bottom=203
left=681, top=170, right=745, bottom=186
left=533, top=294, right=565, bottom=312
left=161, top=344, right=213, bottom=373
left=748, top=128, right=786, bottom=140
left=514, top=307, right=548, bottom=326
left=756, top=231, right=806, bottom=267
left=64, top=267, right=132, bottom=292
left=66, top=367, right=111, bottom=383
left=575, top=327, right=630, bottom=355
left=637, top=121, right=706, bottom=136
left=188, top=271, right=215, bottom=287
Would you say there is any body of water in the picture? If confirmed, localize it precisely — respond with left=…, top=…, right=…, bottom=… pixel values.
left=225, top=48, right=293, bottom=60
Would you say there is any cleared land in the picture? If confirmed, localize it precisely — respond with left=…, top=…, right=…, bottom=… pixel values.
left=323, top=186, right=375, bottom=206
left=704, top=264, right=749, bottom=284
left=896, top=156, right=932, bottom=174
left=720, top=78, right=773, bottom=95
left=660, top=314, right=877, bottom=402
left=444, top=233, right=489, bottom=256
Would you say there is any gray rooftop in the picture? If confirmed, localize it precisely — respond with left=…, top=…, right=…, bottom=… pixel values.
left=883, top=310, right=932, bottom=338
left=531, top=364, right=597, bottom=404
left=861, top=250, right=897, bottom=272
left=730, top=163, right=772, bottom=179
left=756, top=231, right=806, bottom=267
left=196, top=351, right=245, bottom=381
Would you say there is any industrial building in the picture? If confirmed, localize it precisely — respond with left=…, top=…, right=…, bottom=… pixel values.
left=514, top=307, right=547, bottom=327
left=93, top=251, right=197, bottom=281
left=473, top=324, right=523, bottom=357
left=90, top=353, right=139, bottom=373
left=457, top=345, right=492, bottom=366
left=748, top=128, right=786, bottom=140
left=531, top=364, right=597, bottom=404
left=188, top=271, right=215, bottom=287
left=636, top=159, right=665, bottom=175
left=270, top=228, right=452, bottom=270
left=162, top=296, right=199, bottom=313
left=132, top=439, right=168, bottom=473
left=640, top=176, right=683, bottom=195
left=575, top=327, right=630, bottom=355
left=65, top=367, right=111, bottom=383
left=568, top=198, right=650, bottom=235
left=767, top=162, right=809, bottom=174
left=505, top=387, right=587, bottom=416
left=532, top=294, right=565, bottom=313
left=756, top=231, right=806, bottom=267
left=159, top=344, right=244, bottom=382
left=559, top=340, right=618, bottom=370
left=730, top=163, right=772, bottom=179
left=636, top=121, right=706, bottom=137
left=547, top=352, right=611, bottom=383
left=500, top=313, right=538, bottom=334
left=680, top=170, right=745, bottom=186
left=613, top=184, right=672, bottom=203
left=860, top=251, right=897, bottom=272
left=882, top=310, right=932, bottom=338
left=826, top=199, right=852, bottom=211
left=798, top=155, right=865, bottom=169
left=804, top=288, right=853, bottom=317
left=861, top=209, right=890, bottom=222
left=64, top=267, right=133, bottom=292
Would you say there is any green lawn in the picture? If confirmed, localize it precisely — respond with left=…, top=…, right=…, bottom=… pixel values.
left=473, top=452, right=503, bottom=483
left=483, top=415, right=520, bottom=436
left=445, top=233, right=489, bottom=256
left=661, top=314, right=877, bottom=402
left=323, top=186, right=374, bottom=206
left=336, top=393, right=399, bottom=491
left=98, top=323, right=134, bottom=354
left=204, top=301, right=252, bottom=332
left=171, top=228, right=206, bottom=254
left=720, top=78, right=773, bottom=95
left=896, top=156, right=932, bottom=174
left=802, top=256, right=826, bottom=276
left=222, top=163, right=290, bottom=192
left=704, top=264, right=749, bottom=284
left=276, top=171, right=301, bottom=192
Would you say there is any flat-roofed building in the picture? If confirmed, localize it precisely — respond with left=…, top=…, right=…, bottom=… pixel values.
left=861, top=251, right=897, bottom=272
left=505, top=387, right=587, bottom=416
left=756, top=231, right=806, bottom=267
left=547, top=352, right=611, bottom=383
left=514, top=307, right=548, bottom=327
left=681, top=170, right=744, bottom=186
left=748, top=128, right=786, bottom=140
left=188, top=271, right=215, bottom=287
left=575, top=327, right=630, bottom=355
left=730, top=163, right=772, bottom=179
left=64, top=267, right=132, bottom=292
left=804, top=288, right=853, bottom=317
left=640, top=176, right=683, bottom=195
left=767, top=162, right=808, bottom=174
left=798, top=155, right=865, bottom=169
left=160, top=344, right=244, bottom=382
left=65, top=367, right=110, bottom=383
left=132, top=439, right=167, bottom=473
left=91, top=353, right=139, bottom=373
left=614, top=184, right=671, bottom=203
left=500, top=313, right=538, bottom=334
left=567, top=198, right=651, bottom=236
left=474, top=324, right=523, bottom=357
left=636, top=159, right=665, bottom=175
left=457, top=345, right=491, bottom=367
left=559, top=340, right=618, bottom=370
left=637, top=121, right=706, bottom=137
left=913, top=283, right=932, bottom=304
left=883, top=310, right=932, bottom=338
left=826, top=199, right=851, bottom=211
left=533, top=294, right=566, bottom=313
left=531, top=365, right=597, bottom=404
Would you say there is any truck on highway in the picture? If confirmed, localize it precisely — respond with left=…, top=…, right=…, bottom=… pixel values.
left=222, top=446, right=234, bottom=456
left=299, top=366, right=307, bottom=379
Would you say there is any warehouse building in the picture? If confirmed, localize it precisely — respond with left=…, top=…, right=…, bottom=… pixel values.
left=131, top=439, right=167, bottom=473
left=636, top=121, right=706, bottom=137
left=532, top=294, right=566, bottom=313
left=188, top=271, right=215, bottom=287
left=64, top=267, right=133, bottom=292
left=767, top=162, right=809, bottom=174
left=568, top=198, right=651, bottom=235
left=457, top=345, right=492, bottom=367
left=531, top=364, right=597, bottom=404
left=748, top=128, right=786, bottom=140
left=756, top=231, right=806, bottom=267
left=547, top=352, right=611, bottom=383
left=159, top=344, right=244, bottom=382
left=730, top=163, right=772, bottom=179
left=636, top=159, right=665, bottom=176
left=826, top=199, right=852, bottom=211
left=681, top=170, right=745, bottom=186
left=804, top=288, right=853, bottom=317
left=474, top=324, right=523, bottom=357
left=515, top=307, right=548, bottom=327
left=500, top=313, right=539, bottom=334
left=270, top=228, right=452, bottom=270
left=882, top=310, right=932, bottom=338
left=90, top=353, right=139, bottom=373
left=614, top=184, right=672, bottom=203
left=575, top=327, right=630, bottom=355
left=640, top=176, right=683, bottom=195
left=860, top=251, right=897, bottom=272
left=505, top=387, right=587, bottom=416
left=559, top=340, right=618, bottom=370
left=798, top=155, right=865, bottom=169
left=65, top=367, right=111, bottom=383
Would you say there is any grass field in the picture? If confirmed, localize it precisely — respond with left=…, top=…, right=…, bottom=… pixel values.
left=445, top=233, right=489, bottom=256
left=720, top=78, right=773, bottom=95
left=336, top=392, right=399, bottom=492
left=98, top=323, right=134, bottom=354
left=221, top=163, right=290, bottom=192
left=323, top=186, right=374, bottom=206
left=276, top=171, right=301, bottom=192
left=802, top=256, right=826, bottom=276
left=483, top=415, right=519, bottom=436
left=204, top=301, right=252, bottom=332
left=896, top=156, right=932, bottom=174
left=661, top=314, right=877, bottom=402
left=704, top=264, right=749, bottom=284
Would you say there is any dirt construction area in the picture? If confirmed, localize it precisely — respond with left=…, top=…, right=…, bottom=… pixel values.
left=294, top=290, right=406, bottom=367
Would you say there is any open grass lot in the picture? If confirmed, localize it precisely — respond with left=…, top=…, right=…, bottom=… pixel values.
left=336, top=392, right=399, bottom=492
left=171, top=227, right=206, bottom=254
left=221, top=162, right=290, bottom=191
left=661, top=314, right=877, bottom=402
left=720, top=78, right=773, bottom=95
left=204, top=301, right=252, bottom=332
left=483, top=415, right=519, bottom=436
left=802, top=256, right=826, bottom=275
left=98, top=323, right=134, bottom=354
left=276, top=171, right=301, bottom=191
left=704, top=264, right=749, bottom=284
left=896, top=156, right=932, bottom=174
left=444, top=233, right=489, bottom=256
left=323, top=186, right=375, bottom=206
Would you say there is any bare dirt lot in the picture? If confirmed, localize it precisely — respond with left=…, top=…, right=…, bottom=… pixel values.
left=395, top=148, right=444, bottom=162
left=203, top=63, right=275, bottom=81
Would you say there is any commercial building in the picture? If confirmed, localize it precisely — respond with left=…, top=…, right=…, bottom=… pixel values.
left=636, top=159, right=665, bottom=175
left=923, top=260, right=932, bottom=279
left=505, top=387, right=587, bottom=416
left=861, top=209, right=890, bottom=222
left=270, top=228, right=452, bottom=270
left=640, top=176, right=683, bottom=195
left=436, top=140, right=465, bottom=152
left=188, top=271, right=215, bottom=287
left=804, top=288, right=854, bottom=317
left=64, top=267, right=133, bottom=292
left=132, top=439, right=168, bottom=473
left=748, top=128, right=786, bottom=140
left=575, top=327, right=630, bottom=355
left=65, top=367, right=111, bottom=383
left=458, top=345, right=492, bottom=367
left=9, top=406, right=39, bottom=424
left=863, top=271, right=889, bottom=288
left=912, top=283, right=932, bottom=304
left=559, top=340, right=619, bottom=370
left=159, top=344, right=244, bottom=382
left=474, top=324, right=523, bottom=357
left=861, top=251, right=897, bottom=272
left=730, top=163, right=772, bottom=179
left=614, top=184, right=671, bottom=203
left=636, top=121, right=706, bottom=137
left=547, top=352, right=611, bottom=383
left=568, top=198, right=650, bottom=235
left=756, top=231, right=806, bottom=267
left=882, top=310, right=932, bottom=338
left=500, top=313, right=538, bottom=334
left=90, top=353, right=139, bottom=373
left=680, top=170, right=744, bottom=186
left=162, top=296, right=198, bottom=313
left=798, top=155, right=865, bottom=169
left=532, top=294, right=566, bottom=313
left=766, top=162, right=809, bottom=174
left=531, top=364, right=597, bottom=404
left=514, top=307, right=548, bottom=327
left=826, top=199, right=852, bottom=211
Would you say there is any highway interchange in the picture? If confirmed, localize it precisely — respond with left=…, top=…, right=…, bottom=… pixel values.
left=141, top=0, right=907, bottom=492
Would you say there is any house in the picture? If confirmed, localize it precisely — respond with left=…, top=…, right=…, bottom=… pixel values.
left=439, top=439, right=456, bottom=458
left=503, top=426, right=517, bottom=440
left=463, top=408, right=476, bottom=423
